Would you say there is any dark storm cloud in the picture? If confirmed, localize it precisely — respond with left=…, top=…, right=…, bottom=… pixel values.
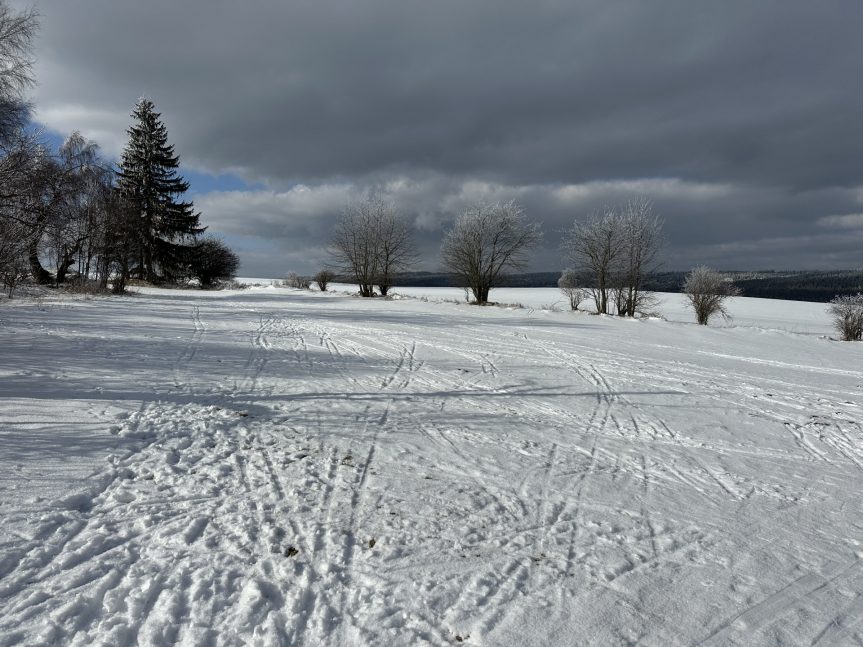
left=19, top=0, right=863, bottom=274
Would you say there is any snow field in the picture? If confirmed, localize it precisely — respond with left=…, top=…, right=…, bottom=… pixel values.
left=1, top=286, right=862, bottom=645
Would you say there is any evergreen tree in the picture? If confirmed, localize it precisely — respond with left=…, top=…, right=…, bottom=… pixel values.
left=117, top=98, right=203, bottom=282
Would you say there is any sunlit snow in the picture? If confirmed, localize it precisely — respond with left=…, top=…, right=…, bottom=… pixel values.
left=1, top=285, right=861, bottom=645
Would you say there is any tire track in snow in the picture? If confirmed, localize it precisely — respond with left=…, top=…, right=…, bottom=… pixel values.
left=700, top=560, right=863, bottom=646
left=334, top=400, right=389, bottom=645
left=424, top=422, right=524, bottom=524
left=314, top=325, right=363, bottom=389
left=535, top=337, right=786, bottom=508
left=562, top=428, right=599, bottom=582
left=812, top=590, right=863, bottom=645
left=380, top=341, right=421, bottom=391
left=171, top=305, right=206, bottom=395
left=528, top=442, right=559, bottom=589
left=232, top=313, right=276, bottom=399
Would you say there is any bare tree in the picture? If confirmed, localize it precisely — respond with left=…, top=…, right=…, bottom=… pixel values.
left=14, top=146, right=63, bottom=283
left=0, top=2, right=37, bottom=294
left=0, top=135, right=35, bottom=286
left=0, top=2, right=37, bottom=144
left=102, top=190, right=138, bottom=294
left=828, top=293, right=863, bottom=341
left=331, top=205, right=377, bottom=296
left=0, top=213, right=28, bottom=296
left=564, top=198, right=663, bottom=316
left=314, top=269, right=335, bottom=291
left=441, top=200, right=541, bottom=304
left=0, top=3, right=37, bottom=286
left=4, top=132, right=111, bottom=285
left=284, top=272, right=311, bottom=289
left=683, top=266, right=741, bottom=325
left=374, top=205, right=415, bottom=296
left=558, top=269, right=587, bottom=311
left=617, top=197, right=663, bottom=316
left=330, top=197, right=414, bottom=297
left=563, top=207, right=622, bottom=314
left=48, top=132, right=108, bottom=284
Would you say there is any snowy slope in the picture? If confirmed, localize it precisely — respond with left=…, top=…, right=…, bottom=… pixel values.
left=1, top=286, right=861, bottom=646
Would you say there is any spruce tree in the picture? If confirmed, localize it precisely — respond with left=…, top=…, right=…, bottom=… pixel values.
left=117, top=98, right=203, bottom=282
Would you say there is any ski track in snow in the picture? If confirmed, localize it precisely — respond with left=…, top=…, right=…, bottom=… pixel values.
left=1, top=286, right=863, bottom=646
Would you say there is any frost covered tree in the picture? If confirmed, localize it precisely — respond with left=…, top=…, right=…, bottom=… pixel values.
left=49, top=133, right=112, bottom=284
left=117, top=98, right=203, bottom=283
left=314, top=269, right=335, bottom=291
left=14, top=146, right=66, bottom=284
left=558, top=269, right=587, bottom=311
left=0, top=9, right=96, bottom=287
left=616, top=197, right=663, bottom=317
left=374, top=204, right=415, bottom=296
left=331, top=199, right=380, bottom=297
left=6, top=132, right=112, bottom=285
left=330, top=197, right=414, bottom=297
left=564, top=198, right=663, bottom=316
left=284, top=272, right=311, bottom=289
left=828, top=293, right=863, bottom=341
left=563, top=207, right=621, bottom=314
left=683, top=265, right=741, bottom=325
left=0, top=2, right=36, bottom=144
left=440, top=200, right=541, bottom=304
left=0, top=214, right=28, bottom=296
left=0, top=2, right=37, bottom=288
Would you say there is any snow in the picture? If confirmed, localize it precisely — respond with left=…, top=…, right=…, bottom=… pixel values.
left=1, top=284, right=861, bottom=645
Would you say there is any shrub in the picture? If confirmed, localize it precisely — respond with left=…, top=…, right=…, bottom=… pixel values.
left=440, top=200, right=541, bottom=304
left=284, top=272, right=312, bottom=289
left=683, top=266, right=741, bottom=325
left=314, top=269, right=335, bottom=291
left=828, top=293, right=863, bottom=341
left=558, top=269, right=587, bottom=311
left=190, top=238, right=240, bottom=288
left=217, top=279, right=248, bottom=291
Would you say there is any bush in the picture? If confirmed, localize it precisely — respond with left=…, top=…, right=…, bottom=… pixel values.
left=828, top=293, right=863, bottom=341
left=558, top=269, right=587, bottom=311
left=0, top=255, right=28, bottom=298
left=440, top=200, right=541, bottom=304
left=62, top=277, right=112, bottom=296
left=190, top=238, right=240, bottom=288
left=683, top=266, right=741, bottom=325
left=314, top=269, right=335, bottom=291
left=330, top=197, right=415, bottom=297
left=284, top=272, right=312, bottom=289
left=217, top=279, right=248, bottom=291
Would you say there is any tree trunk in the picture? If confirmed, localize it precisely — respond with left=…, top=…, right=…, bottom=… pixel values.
left=473, top=285, right=490, bottom=304
left=55, top=246, right=77, bottom=284
left=28, top=242, right=52, bottom=284
left=112, top=255, right=128, bottom=294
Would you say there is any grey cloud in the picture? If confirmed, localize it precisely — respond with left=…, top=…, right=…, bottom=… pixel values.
left=17, top=0, right=863, bottom=273
left=197, top=175, right=863, bottom=276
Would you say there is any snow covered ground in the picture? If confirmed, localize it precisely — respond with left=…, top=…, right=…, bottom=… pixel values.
left=1, top=284, right=861, bottom=645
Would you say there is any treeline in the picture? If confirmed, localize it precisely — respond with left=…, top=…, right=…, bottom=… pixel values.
left=728, top=271, right=863, bottom=303
left=360, top=270, right=863, bottom=303
left=633, top=270, right=863, bottom=303
left=0, top=4, right=237, bottom=297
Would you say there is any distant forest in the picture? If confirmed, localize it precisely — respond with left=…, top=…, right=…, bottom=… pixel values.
left=388, top=270, right=863, bottom=303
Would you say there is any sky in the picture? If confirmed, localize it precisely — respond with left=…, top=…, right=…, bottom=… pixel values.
left=15, top=0, right=863, bottom=277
